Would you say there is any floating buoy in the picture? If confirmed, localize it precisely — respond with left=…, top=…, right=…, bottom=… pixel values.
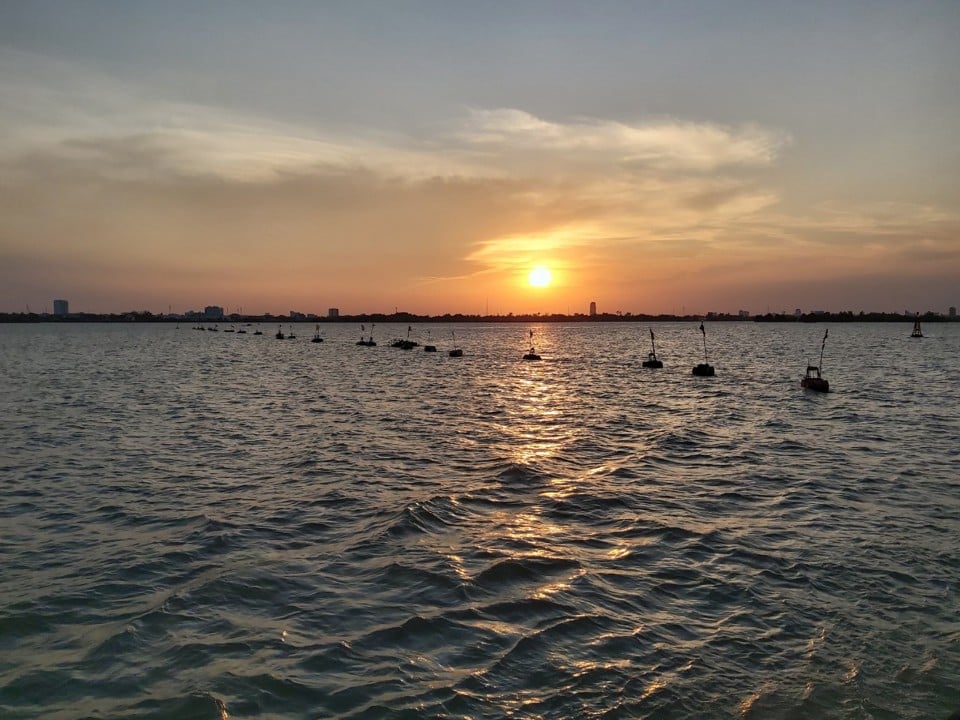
left=642, top=328, right=663, bottom=368
left=801, top=329, right=829, bottom=392
left=691, top=322, right=714, bottom=377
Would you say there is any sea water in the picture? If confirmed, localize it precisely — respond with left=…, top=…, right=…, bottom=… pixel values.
left=1, top=321, right=958, bottom=719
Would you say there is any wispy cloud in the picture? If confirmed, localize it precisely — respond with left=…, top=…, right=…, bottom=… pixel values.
left=1, top=49, right=956, bottom=313
left=459, top=108, right=789, bottom=172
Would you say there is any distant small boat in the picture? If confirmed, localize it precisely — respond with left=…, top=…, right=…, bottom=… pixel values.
left=237, top=327, right=246, bottom=334
left=423, top=330, right=436, bottom=352
left=522, top=329, right=541, bottom=361
left=911, top=314, right=923, bottom=338
left=642, top=328, right=663, bottom=368
left=691, top=322, right=714, bottom=376
left=801, top=329, right=830, bottom=392
left=275, top=325, right=285, bottom=340
left=311, top=324, right=323, bottom=343
left=224, top=325, right=235, bottom=333
left=253, top=326, right=263, bottom=336
left=287, top=325, right=297, bottom=340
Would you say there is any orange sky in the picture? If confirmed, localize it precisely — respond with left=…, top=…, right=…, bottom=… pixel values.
left=1, top=4, right=958, bottom=316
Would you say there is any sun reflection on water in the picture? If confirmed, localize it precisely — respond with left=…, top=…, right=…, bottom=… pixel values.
left=502, top=360, right=582, bottom=469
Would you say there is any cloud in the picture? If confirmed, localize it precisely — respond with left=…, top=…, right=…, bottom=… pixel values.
left=459, top=108, right=789, bottom=172
left=1, top=50, right=956, bottom=314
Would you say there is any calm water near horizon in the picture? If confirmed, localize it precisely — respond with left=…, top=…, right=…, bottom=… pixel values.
left=1, top=321, right=958, bottom=719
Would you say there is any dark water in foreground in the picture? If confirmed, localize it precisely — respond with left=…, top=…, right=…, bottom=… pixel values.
left=1, top=321, right=958, bottom=719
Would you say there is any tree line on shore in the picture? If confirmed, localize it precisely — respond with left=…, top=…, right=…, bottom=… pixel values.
left=0, top=310, right=953, bottom=323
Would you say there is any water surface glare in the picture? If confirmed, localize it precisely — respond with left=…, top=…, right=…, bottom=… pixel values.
left=1, top=322, right=958, bottom=719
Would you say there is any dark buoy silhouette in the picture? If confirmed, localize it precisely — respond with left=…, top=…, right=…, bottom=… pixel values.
left=287, top=324, right=297, bottom=340
left=910, top=313, right=923, bottom=338
left=275, top=325, right=285, bottom=340
left=356, top=323, right=376, bottom=346
left=311, top=324, right=323, bottom=343
left=423, top=330, right=436, bottom=352
left=448, top=331, right=463, bottom=357
left=522, top=329, right=541, bottom=361
left=642, top=328, right=663, bottom=368
left=801, top=329, right=830, bottom=392
left=391, top=325, right=418, bottom=350
left=253, top=325, right=263, bottom=335
left=691, top=321, right=715, bottom=376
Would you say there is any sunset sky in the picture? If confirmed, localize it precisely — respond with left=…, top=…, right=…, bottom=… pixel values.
left=1, top=1, right=958, bottom=316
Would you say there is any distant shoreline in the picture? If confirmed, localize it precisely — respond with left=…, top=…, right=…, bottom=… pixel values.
left=1, top=311, right=955, bottom=324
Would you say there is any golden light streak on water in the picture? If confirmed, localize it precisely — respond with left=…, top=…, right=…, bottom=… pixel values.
left=738, top=690, right=762, bottom=715
left=446, top=553, right=470, bottom=580
left=215, top=698, right=229, bottom=720
left=531, top=568, right=586, bottom=601
left=639, top=678, right=668, bottom=701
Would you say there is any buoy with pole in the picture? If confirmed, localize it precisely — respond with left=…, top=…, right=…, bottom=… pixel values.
left=522, top=329, right=541, bottom=361
left=642, top=328, right=663, bottom=368
left=448, top=331, right=463, bottom=357
left=692, top=321, right=715, bottom=376
left=801, top=329, right=830, bottom=392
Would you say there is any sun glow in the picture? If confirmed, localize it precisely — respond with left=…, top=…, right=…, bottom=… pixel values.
left=528, top=265, right=552, bottom=287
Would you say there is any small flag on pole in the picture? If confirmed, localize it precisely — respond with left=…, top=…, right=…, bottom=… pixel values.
left=700, top=322, right=705, bottom=336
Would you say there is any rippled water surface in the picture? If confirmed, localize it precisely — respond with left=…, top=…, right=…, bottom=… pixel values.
left=1, top=321, right=958, bottom=719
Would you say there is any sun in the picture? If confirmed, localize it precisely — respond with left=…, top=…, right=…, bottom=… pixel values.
left=528, top=265, right=552, bottom=288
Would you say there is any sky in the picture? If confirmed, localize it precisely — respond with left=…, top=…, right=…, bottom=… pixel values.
left=1, top=1, right=958, bottom=316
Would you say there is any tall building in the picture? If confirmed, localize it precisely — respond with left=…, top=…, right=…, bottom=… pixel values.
left=53, top=299, right=69, bottom=316
left=203, top=305, right=224, bottom=320
left=328, top=308, right=339, bottom=318
left=950, top=306, right=957, bottom=318
left=589, top=301, right=597, bottom=316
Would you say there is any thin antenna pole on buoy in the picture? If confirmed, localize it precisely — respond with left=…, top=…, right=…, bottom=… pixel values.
left=819, top=328, right=828, bottom=370
left=700, top=321, right=708, bottom=364
left=650, top=328, right=657, bottom=358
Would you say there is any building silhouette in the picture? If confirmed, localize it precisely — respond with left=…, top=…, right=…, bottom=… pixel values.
left=328, top=308, right=339, bottom=318
left=53, top=299, right=69, bottom=316
left=589, top=302, right=597, bottom=317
